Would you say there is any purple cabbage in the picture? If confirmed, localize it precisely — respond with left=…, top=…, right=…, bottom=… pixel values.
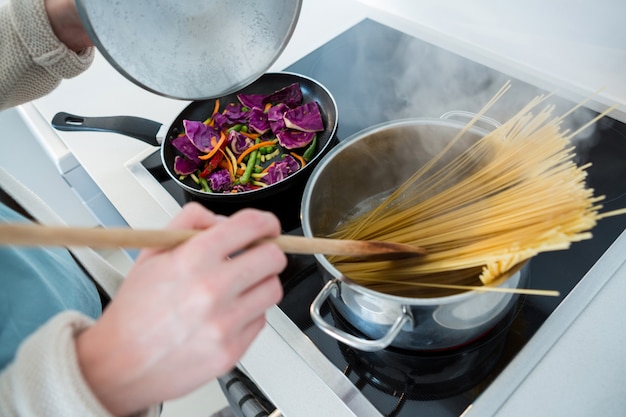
left=267, top=103, right=288, bottom=134
left=222, top=103, right=249, bottom=124
left=237, top=93, right=266, bottom=109
left=207, top=169, right=232, bottom=192
left=173, top=155, right=198, bottom=175
left=171, top=135, right=202, bottom=164
left=248, top=107, right=270, bottom=134
left=262, top=83, right=303, bottom=108
left=227, top=130, right=255, bottom=155
left=183, top=120, right=219, bottom=152
left=276, top=129, right=316, bottom=149
left=231, top=183, right=255, bottom=193
left=211, top=112, right=231, bottom=131
left=283, top=102, right=324, bottom=132
left=264, top=155, right=300, bottom=185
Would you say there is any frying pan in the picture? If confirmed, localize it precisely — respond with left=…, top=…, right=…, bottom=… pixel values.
left=51, top=72, right=338, bottom=223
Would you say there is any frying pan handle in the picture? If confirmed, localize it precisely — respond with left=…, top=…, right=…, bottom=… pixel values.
left=310, top=279, right=413, bottom=352
left=51, top=112, right=164, bottom=147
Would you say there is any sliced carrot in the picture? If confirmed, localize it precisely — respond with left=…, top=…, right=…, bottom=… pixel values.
left=263, top=102, right=272, bottom=112
left=239, top=131, right=261, bottom=140
left=224, top=146, right=238, bottom=177
left=290, top=152, right=306, bottom=168
left=236, top=140, right=278, bottom=164
left=198, top=131, right=226, bottom=160
left=203, top=99, right=220, bottom=125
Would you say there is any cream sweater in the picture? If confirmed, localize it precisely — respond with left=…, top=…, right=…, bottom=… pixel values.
left=0, top=0, right=93, bottom=110
left=0, top=0, right=159, bottom=415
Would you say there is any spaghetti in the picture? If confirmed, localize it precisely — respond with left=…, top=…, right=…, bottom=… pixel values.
left=327, top=84, right=626, bottom=297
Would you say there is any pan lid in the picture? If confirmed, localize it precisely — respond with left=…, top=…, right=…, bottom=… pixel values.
left=75, top=0, right=302, bottom=100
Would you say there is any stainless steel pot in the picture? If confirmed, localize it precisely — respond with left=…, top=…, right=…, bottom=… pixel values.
left=301, top=116, right=529, bottom=352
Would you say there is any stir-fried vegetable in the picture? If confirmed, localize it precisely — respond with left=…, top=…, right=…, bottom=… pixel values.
left=172, top=82, right=324, bottom=193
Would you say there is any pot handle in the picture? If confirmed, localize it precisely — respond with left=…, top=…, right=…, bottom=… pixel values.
left=440, top=110, right=501, bottom=131
left=51, top=112, right=165, bottom=147
left=310, top=279, right=413, bottom=352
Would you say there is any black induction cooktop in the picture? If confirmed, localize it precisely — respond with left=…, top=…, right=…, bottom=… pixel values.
left=143, top=18, right=626, bottom=416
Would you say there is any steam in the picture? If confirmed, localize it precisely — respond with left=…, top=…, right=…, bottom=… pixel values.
left=379, top=33, right=604, bottom=162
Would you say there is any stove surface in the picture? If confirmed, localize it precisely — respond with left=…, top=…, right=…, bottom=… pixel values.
left=142, top=18, right=626, bottom=416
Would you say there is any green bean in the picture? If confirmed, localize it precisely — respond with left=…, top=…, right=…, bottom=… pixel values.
left=199, top=177, right=211, bottom=193
left=227, top=124, right=244, bottom=132
left=239, top=150, right=258, bottom=184
left=303, top=135, right=318, bottom=162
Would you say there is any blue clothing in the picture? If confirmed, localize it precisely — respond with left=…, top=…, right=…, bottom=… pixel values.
left=0, top=202, right=102, bottom=370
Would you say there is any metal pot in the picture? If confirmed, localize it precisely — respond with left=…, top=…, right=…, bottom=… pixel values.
left=52, top=72, right=338, bottom=224
left=302, top=116, right=528, bottom=352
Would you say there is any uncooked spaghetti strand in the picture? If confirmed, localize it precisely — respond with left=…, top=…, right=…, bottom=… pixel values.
left=344, top=141, right=584, bottom=237
left=336, top=158, right=588, bottom=244
left=335, top=205, right=598, bottom=275
left=335, top=194, right=594, bottom=248
left=342, top=117, right=576, bottom=236
left=336, top=122, right=552, bottom=237
left=352, top=277, right=560, bottom=297
left=346, top=82, right=514, bottom=234
left=326, top=88, right=621, bottom=296
left=564, top=104, right=618, bottom=141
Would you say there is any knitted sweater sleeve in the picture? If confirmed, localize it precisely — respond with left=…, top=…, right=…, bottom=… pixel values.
left=0, top=311, right=161, bottom=417
left=0, top=0, right=94, bottom=111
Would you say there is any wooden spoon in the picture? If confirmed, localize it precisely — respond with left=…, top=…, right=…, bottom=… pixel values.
left=0, top=223, right=426, bottom=261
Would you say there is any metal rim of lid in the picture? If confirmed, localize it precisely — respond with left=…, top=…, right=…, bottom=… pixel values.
left=75, top=0, right=303, bottom=100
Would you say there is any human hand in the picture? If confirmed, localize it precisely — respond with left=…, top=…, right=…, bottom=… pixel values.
left=44, top=0, right=93, bottom=52
left=75, top=203, right=286, bottom=416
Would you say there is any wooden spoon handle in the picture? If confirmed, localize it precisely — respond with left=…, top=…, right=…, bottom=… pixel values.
left=0, top=223, right=425, bottom=260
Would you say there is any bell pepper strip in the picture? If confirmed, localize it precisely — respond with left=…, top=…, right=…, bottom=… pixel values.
left=290, top=152, right=306, bottom=168
left=198, top=152, right=224, bottom=178
left=236, top=140, right=278, bottom=164
left=198, top=131, right=226, bottom=160
left=302, top=135, right=318, bottom=162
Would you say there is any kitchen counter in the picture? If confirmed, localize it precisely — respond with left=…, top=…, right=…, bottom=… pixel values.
left=13, top=0, right=626, bottom=415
